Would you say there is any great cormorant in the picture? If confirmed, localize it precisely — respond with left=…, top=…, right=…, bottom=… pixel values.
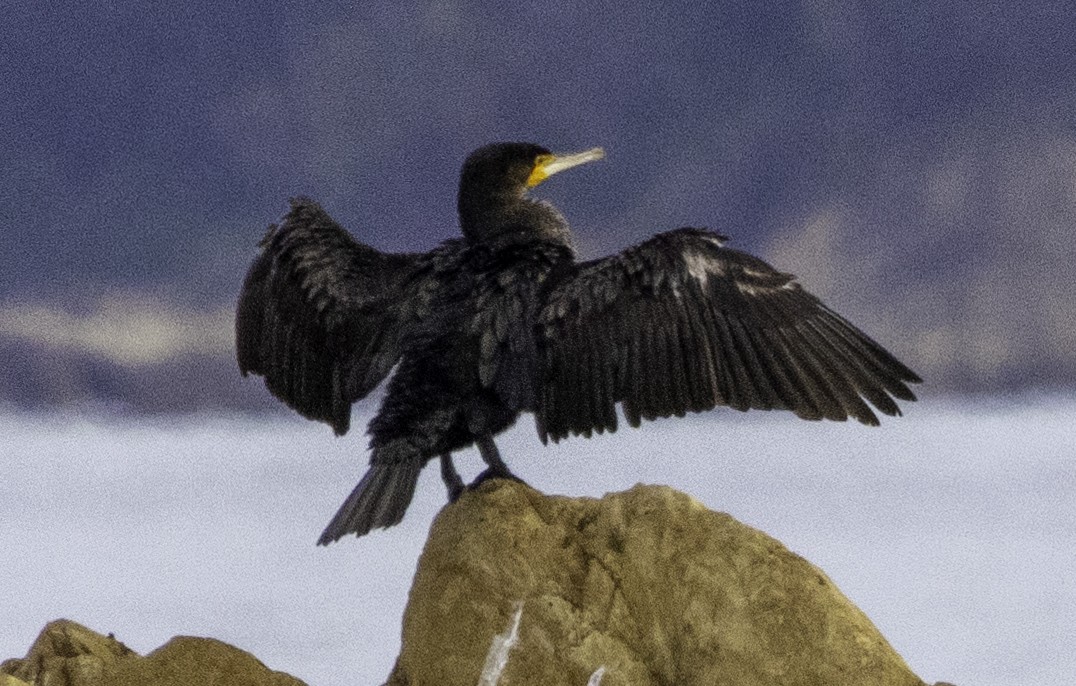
left=236, top=142, right=921, bottom=545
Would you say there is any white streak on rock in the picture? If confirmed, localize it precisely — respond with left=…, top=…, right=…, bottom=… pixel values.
left=478, top=601, right=524, bottom=686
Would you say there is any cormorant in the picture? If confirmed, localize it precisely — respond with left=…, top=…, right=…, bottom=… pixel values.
left=236, top=142, right=921, bottom=545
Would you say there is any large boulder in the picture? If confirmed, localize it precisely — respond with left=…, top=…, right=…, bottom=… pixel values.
left=387, top=481, right=930, bottom=686
left=0, top=619, right=305, bottom=686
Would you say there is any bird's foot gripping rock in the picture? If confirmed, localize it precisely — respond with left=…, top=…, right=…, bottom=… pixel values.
left=469, top=465, right=527, bottom=491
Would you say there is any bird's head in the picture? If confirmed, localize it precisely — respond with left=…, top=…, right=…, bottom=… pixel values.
left=458, top=142, right=604, bottom=245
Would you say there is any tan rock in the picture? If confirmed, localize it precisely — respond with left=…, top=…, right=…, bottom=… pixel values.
left=387, top=481, right=930, bottom=686
left=0, top=619, right=305, bottom=686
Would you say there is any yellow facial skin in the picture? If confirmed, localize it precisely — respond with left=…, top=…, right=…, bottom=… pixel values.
left=526, top=147, right=605, bottom=187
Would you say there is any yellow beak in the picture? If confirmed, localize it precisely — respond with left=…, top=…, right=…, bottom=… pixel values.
left=526, top=147, right=605, bottom=187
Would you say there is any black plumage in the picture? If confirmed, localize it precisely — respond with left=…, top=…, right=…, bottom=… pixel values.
left=236, top=142, right=921, bottom=545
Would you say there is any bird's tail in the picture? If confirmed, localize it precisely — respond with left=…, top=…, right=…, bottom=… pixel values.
left=317, top=460, right=422, bottom=545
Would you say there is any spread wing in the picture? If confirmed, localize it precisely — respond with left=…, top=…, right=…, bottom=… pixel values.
left=535, top=228, right=921, bottom=443
left=236, top=198, right=426, bottom=435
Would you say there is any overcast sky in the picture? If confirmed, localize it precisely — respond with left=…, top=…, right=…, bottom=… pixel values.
left=3, top=1, right=1076, bottom=396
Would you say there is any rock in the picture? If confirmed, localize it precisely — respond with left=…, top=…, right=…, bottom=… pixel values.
left=0, top=619, right=306, bottom=686
left=386, top=481, right=930, bottom=686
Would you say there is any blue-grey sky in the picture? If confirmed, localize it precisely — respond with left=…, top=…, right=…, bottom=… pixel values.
left=3, top=1, right=1076, bottom=406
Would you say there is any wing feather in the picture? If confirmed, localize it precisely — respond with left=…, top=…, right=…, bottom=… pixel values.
left=621, top=327, right=644, bottom=428
left=739, top=324, right=797, bottom=413
left=236, top=198, right=427, bottom=435
left=537, top=228, right=920, bottom=442
left=727, top=315, right=780, bottom=411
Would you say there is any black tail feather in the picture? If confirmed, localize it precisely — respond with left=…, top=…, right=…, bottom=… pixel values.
left=317, top=460, right=422, bottom=545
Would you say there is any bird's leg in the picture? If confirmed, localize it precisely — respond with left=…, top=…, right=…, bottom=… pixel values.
left=440, top=453, right=465, bottom=502
left=471, top=434, right=526, bottom=487
left=476, top=434, right=514, bottom=477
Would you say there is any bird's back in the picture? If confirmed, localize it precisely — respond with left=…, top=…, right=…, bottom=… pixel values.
left=404, top=238, right=576, bottom=413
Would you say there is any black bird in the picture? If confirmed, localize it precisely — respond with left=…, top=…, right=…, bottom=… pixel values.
left=236, top=142, right=921, bottom=545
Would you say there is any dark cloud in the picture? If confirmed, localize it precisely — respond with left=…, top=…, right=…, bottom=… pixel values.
left=3, top=1, right=1075, bottom=403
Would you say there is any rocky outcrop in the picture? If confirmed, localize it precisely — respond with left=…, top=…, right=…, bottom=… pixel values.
left=387, top=481, right=930, bottom=686
left=5, top=483, right=950, bottom=686
left=0, top=620, right=305, bottom=686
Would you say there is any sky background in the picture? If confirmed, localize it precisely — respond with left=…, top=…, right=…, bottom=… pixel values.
left=2, top=1, right=1076, bottom=410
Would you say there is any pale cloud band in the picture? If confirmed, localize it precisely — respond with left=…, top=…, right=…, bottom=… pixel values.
left=0, top=295, right=234, bottom=368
